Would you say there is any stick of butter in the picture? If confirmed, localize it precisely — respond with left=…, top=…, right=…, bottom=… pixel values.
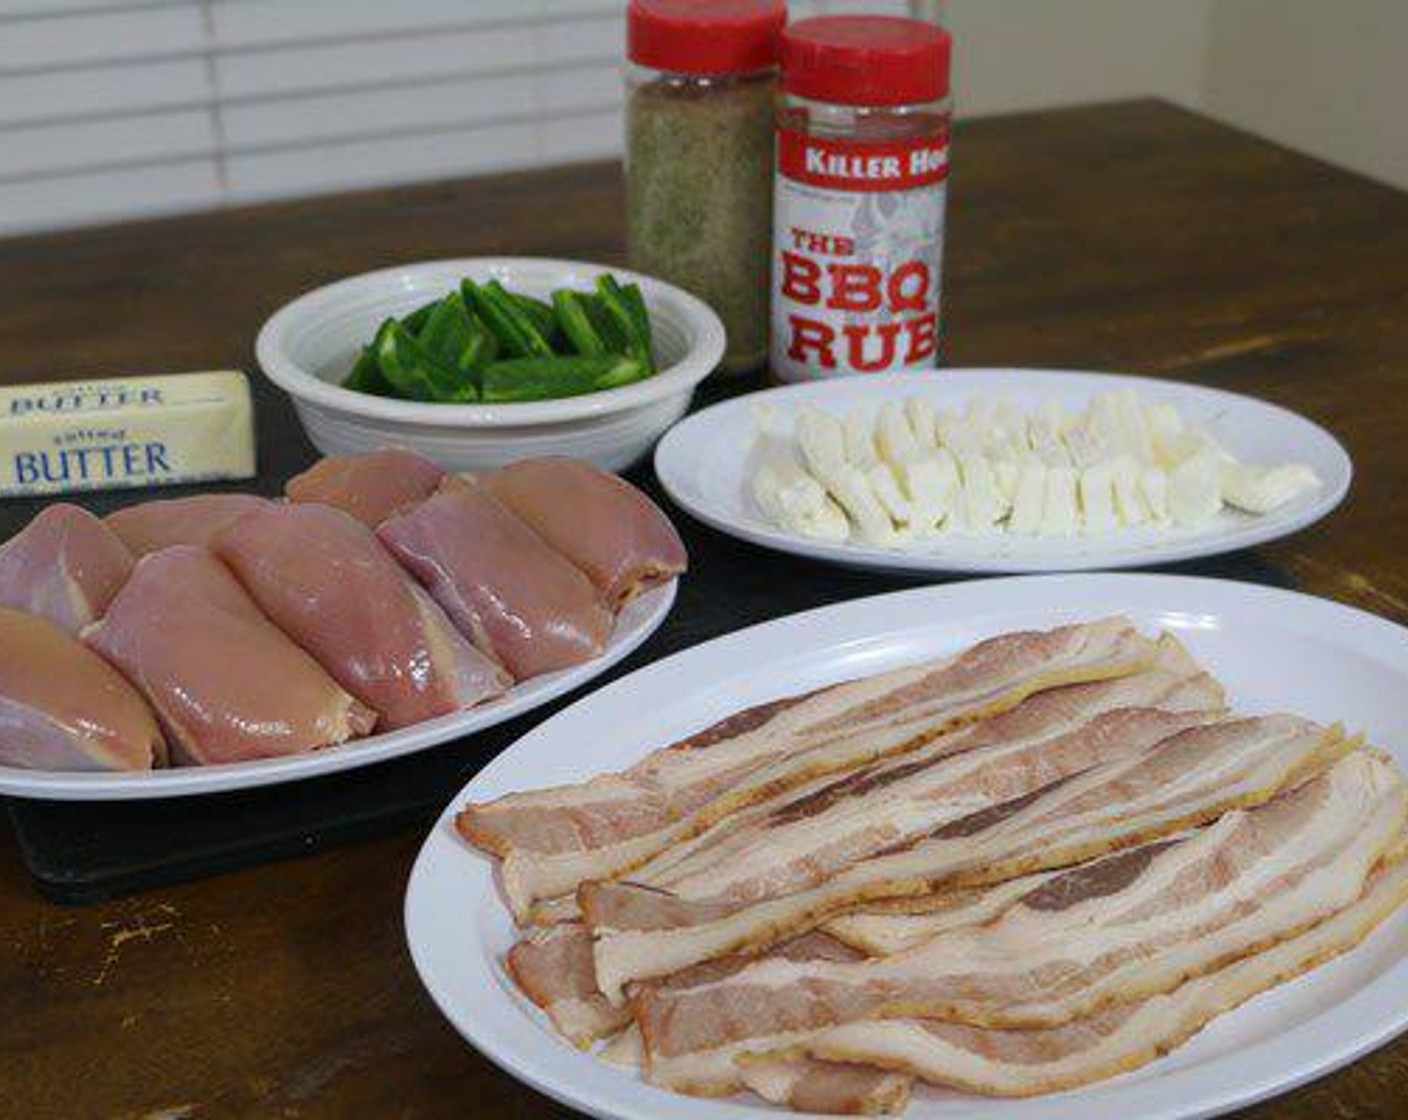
left=0, top=371, right=255, bottom=497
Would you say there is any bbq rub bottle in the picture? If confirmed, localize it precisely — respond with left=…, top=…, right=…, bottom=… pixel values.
left=771, top=16, right=953, bottom=383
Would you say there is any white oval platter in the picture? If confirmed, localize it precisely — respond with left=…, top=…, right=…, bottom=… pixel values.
left=407, top=574, right=1408, bottom=1120
left=654, top=370, right=1352, bottom=574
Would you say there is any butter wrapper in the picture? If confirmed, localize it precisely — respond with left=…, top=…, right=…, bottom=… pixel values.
left=0, top=371, right=256, bottom=497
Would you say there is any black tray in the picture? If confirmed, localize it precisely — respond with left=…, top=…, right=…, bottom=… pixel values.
left=1, top=373, right=1296, bottom=903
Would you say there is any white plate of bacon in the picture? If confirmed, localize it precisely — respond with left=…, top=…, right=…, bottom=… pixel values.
left=407, top=574, right=1408, bottom=1120
left=0, top=452, right=683, bottom=800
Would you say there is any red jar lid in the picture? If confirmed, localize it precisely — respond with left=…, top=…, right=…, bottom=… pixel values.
left=783, top=16, right=952, bottom=106
left=628, top=0, right=786, bottom=76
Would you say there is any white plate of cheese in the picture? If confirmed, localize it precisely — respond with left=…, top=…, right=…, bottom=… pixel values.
left=654, top=370, right=1351, bottom=574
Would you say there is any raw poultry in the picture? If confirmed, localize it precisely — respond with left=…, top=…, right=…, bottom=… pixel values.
left=0, top=503, right=133, bottom=635
left=106, top=493, right=273, bottom=555
left=0, top=449, right=686, bottom=771
left=0, top=608, right=165, bottom=772
left=215, top=501, right=508, bottom=730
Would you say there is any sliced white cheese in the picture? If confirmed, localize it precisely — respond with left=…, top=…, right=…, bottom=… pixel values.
left=953, top=451, right=1004, bottom=533
left=1078, top=460, right=1118, bottom=536
left=1168, top=450, right=1224, bottom=528
left=866, top=461, right=914, bottom=526
left=751, top=461, right=796, bottom=521
left=800, top=495, right=851, bottom=540
left=1041, top=466, right=1080, bottom=537
left=1062, top=416, right=1116, bottom=470
left=1140, top=466, right=1171, bottom=523
left=825, top=464, right=899, bottom=545
left=904, top=397, right=938, bottom=449
left=934, top=408, right=981, bottom=459
left=844, top=405, right=880, bottom=468
left=1027, top=401, right=1072, bottom=467
left=1109, top=389, right=1155, bottom=464
left=788, top=495, right=850, bottom=541
left=875, top=400, right=923, bottom=469
left=1108, top=454, right=1149, bottom=527
left=992, top=458, right=1020, bottom=513
left=752, top=462, right=850, bottom=541
left=1145, top=401, right=1186, bottom=468
left=795, top=406, right=848, bottom=484
left=964, top=394, right=996, bottom=435
left=1084, top=393, right=1122, bottom=454
left=1009, top=462, right=1048, bottom=535
left=1221, top=462, right=1320, bottom=514
left=900, top=450, right=958, bottom=532
left=1154, top=425, right=1227, bottom=470
left=984, top=395, right=1027, bottom=460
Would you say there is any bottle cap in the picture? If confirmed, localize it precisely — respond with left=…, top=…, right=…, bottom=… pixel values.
left=628, top=0, right=787, bottom=77
left=783, top=15, right=952, bottom=106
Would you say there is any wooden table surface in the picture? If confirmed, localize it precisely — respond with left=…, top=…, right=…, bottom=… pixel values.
left=3, top=99, right=1408, bottom=1119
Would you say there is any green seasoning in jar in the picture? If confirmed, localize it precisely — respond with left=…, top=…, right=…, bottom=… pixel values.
left=625, top=0, right=785, bottom=377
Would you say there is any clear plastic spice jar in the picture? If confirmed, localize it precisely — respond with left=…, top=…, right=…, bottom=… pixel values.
left=625, top=0, right=785, bottom=377
left=771, top=16, right=954, bottom=382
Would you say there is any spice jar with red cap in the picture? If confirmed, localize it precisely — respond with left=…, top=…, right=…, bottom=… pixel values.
left=771, top=15, right=954, bottom=383
left=626, top=0, right=785, bottom=376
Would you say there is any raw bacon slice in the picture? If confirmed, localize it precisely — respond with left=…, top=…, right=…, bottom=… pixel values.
left=378, top=486, right=612, bottom=680
left=823, top=873, right=1065, bottom=957
left=737, top=1055, right=913, bottom=1115
left=286, top=448, right=444, bottom=527
left=593, top=715, right=1353, bottom=1002
left=460, top=618, right=1159, bottom=919
left=477, top=457, right=687, bottom=608
left=635, top=751, right=1405, bottom=1087
left=601, top=647, right=1220, bottom=922
left=782, top=834, right=1408, bottom=1099
left=596, top=1011, right=913, bottom=1115
left=83, top=546, right=376, bottom=764
left=0, top=608, right=165, bottom=771
left=638, top=871, right=1067, bottom=1097
left=216, top=502, right=508, bottom=729
left=587, top=958, right=917, bottom=1115
left=0, top=503, right=133, bottom=635
left=106, top=494, right=273, bottom=556
left=508, top=921, right=862, bottom=1051
left=598, top=1025, right=644, bottom=1067
left=508, top=922, right=631, bottom=1048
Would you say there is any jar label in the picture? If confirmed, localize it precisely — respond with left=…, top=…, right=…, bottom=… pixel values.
left=771, top=127, right=948, bottom=382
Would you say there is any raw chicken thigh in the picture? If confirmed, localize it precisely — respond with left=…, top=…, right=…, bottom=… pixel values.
left=0, top=609, right=165, bottom=771
left=84, top=546, right=375, bottom=765
left=285, top=448, right=444, bottom=527
left=379, top=487, right=612, bottom=680
left=107, top=493, right=273, bottom=556
left=216, top=502, right=508, bottom=729
left=0, top=503, right=133, bottom=635
left=479, top=457, right=687, bottom=607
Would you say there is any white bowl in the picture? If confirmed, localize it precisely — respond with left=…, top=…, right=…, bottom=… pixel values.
left=255, top=257, right=726, bottom=472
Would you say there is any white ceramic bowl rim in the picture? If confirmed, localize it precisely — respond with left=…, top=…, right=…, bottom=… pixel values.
left=255, top=257, right=727, bottom=428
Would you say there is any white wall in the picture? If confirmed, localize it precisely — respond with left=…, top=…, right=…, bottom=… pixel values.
left=0, top=0, right=1403, bottom=236
left=941, top=0, right=1408, bottom=193
left=938, top=0, right=1213, bottom=118
left=1202, top=0, right=1408, bottom=193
